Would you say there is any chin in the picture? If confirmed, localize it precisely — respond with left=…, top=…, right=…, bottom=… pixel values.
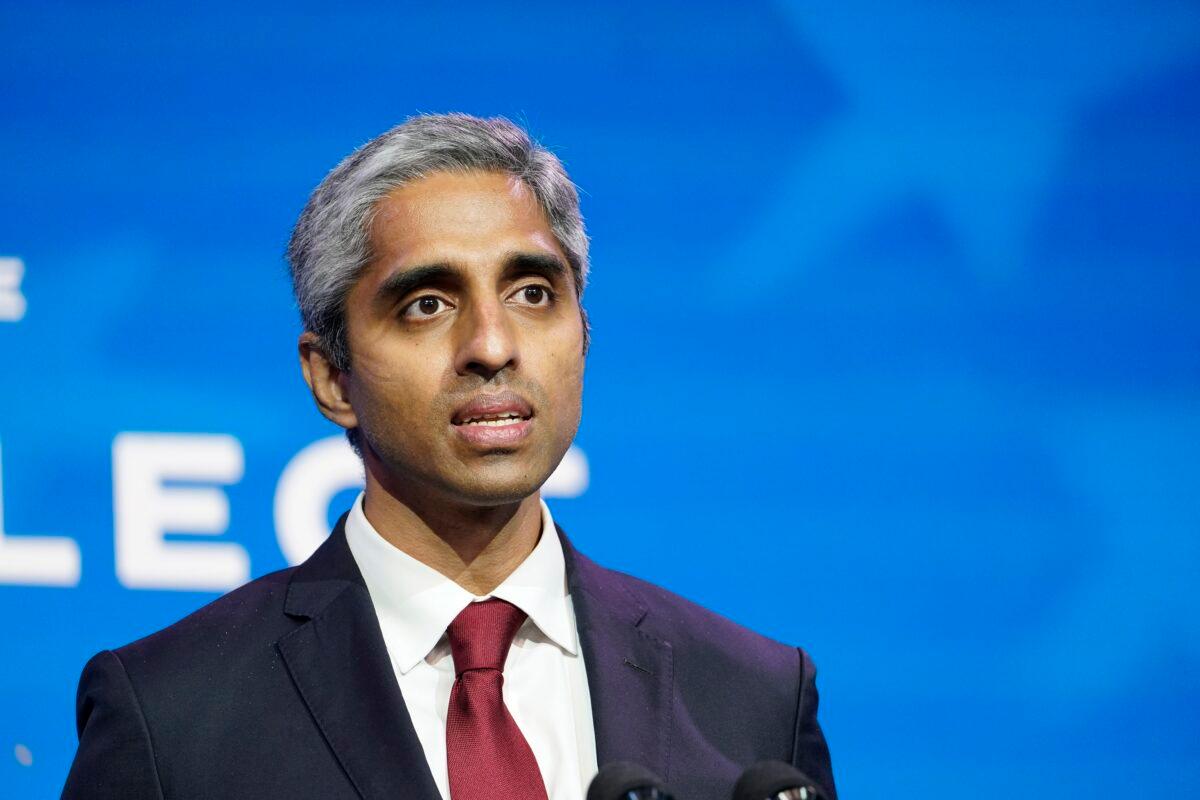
left=367, top=431, right=568, bottom=508
left=440, top=454, right=558, bottom=506
left=449, top=474, right=545, bottom=507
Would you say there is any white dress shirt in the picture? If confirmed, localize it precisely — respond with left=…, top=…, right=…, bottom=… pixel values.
left=343, top=493, right=598, bottom=800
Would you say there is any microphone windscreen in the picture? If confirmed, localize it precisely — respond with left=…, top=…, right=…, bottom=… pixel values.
left=587, top=761, right=672, bottom=800
left=732, top=760, right=824, bottom=800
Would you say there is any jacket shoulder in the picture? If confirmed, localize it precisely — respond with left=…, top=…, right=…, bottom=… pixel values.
left=112, top=566, right=299, bottom=681
left=593, top=562, right=806, bottom=682
left=573, top=554, right=834, bottom=793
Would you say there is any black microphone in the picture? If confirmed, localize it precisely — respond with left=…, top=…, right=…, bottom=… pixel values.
left=587, top=761, right=676, bottom=800
left=732, top=760, right=826, bottom=800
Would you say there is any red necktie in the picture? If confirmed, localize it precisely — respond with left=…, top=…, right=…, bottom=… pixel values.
left=445, top=598, right=549, bottom=800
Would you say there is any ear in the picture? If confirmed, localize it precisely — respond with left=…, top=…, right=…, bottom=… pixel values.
left=298, top=332, right=359, bottom=431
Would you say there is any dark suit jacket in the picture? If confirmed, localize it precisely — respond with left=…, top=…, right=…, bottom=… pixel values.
left=62, top=516, right=837, bottom=799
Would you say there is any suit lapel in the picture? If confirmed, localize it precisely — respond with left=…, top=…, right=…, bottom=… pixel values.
left=277, top=515, right=440, bottom=800
left=561, top=527, right=675, bottom=785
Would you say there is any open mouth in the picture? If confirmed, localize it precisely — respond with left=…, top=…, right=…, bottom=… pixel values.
left=455, top=411, right=533, bottom=427
left=450, top=396, right=535, bottom=447
left=450, top=391, right=535, bottom=438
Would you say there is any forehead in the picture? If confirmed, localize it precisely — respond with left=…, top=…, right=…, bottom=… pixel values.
left=367, top=170, right=566, bottom=270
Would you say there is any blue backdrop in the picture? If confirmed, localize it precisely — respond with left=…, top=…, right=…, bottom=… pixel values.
left=2, top=1, right=1198, bottom=797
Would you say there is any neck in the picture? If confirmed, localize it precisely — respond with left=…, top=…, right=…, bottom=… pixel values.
left=359, top=466, right=543, bottom=597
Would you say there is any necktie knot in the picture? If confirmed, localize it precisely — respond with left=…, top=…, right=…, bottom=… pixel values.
left=446, top=598, right=527, bottom=675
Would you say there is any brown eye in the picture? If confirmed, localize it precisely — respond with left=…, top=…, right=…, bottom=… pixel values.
left=522, top=286, right=547, bottom=304
left=402, top=295, right=450, bottom=318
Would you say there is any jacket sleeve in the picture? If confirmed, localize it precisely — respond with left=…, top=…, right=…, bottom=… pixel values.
left=61, top=650, right=164, bottom=800
left=792, top=647, right=837, bottom=800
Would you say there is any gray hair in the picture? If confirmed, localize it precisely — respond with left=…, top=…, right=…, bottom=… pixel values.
left=287, top=112, right=590, bottom=371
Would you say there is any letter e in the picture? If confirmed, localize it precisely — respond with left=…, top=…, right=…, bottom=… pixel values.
left=113, top=433, right=249, bottom=591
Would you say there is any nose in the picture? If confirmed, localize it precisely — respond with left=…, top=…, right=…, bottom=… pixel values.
left=453, top=295, right=518, bottom=379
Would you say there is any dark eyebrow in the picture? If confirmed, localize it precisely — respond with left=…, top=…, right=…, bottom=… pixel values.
left=503, top=251, right=569, bottom=282
left=373, top=263, right=462, bottom=308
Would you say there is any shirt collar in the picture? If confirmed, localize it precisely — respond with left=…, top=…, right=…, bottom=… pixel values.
left=343, top=492, right=578, bottom=675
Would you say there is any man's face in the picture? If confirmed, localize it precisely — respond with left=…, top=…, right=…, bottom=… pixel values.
left=335, top=170, right=585, bottom=507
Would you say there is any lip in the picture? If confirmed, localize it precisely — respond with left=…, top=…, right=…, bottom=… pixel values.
left=450, top=390, right=534, bottom=448
left=453, top=415, right=533, bottom=448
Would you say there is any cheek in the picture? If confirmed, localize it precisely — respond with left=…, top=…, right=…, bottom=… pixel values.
left=548, top=314, right=586, bottom=380
left=352, top=354, right=443, bottom=431
left=547, top=350, right=585, bottom=418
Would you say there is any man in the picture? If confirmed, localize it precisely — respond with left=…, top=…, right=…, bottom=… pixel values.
left=62, top=113, right=836, bottom=800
